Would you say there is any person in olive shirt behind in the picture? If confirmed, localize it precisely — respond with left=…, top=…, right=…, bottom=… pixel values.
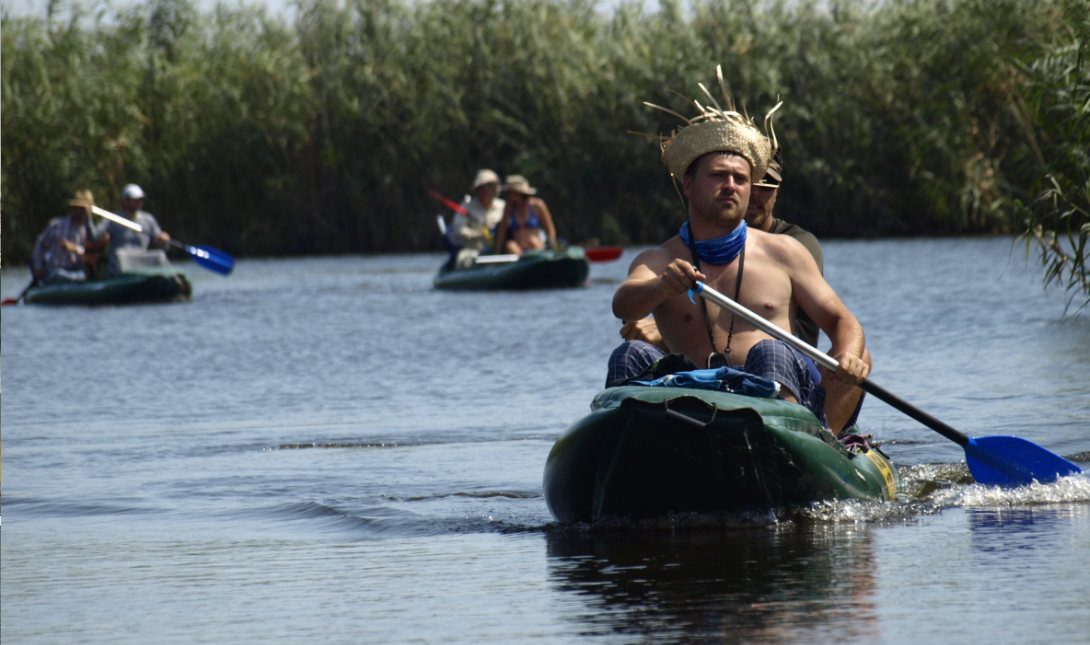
left=619, top=150, right=870, bottom=434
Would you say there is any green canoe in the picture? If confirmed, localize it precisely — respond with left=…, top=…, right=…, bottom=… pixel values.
left=434, top=247, right=590, bottom=290
left=24, top=267, right=192, bottom=305
left=544, top=386, right=899, bottom=523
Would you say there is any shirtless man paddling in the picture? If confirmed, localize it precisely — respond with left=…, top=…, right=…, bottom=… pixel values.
left=609, top=75, right=868, bottom=426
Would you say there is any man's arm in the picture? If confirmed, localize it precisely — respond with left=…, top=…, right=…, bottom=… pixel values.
left=620, top=317, right=670, bottom=352
left=140, top=213, right=169, bottom=246
left=451, top=213, right=484, bottom=245
left=612, top=248, right=706, bottom=321
left=774, top=236, right=868, bottom=384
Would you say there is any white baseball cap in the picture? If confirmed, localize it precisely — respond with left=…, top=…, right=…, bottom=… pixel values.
left=122, top=184, right=146, bottom=200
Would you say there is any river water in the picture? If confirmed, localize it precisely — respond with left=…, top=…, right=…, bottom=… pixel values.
left=2, top=237, right=1088, bottom=644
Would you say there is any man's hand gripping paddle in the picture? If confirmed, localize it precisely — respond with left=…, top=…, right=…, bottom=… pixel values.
left=689, top=281, right=1083, bottom=487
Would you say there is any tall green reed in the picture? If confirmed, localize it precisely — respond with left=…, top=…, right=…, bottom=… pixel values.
left=2, top=0, right=1085, bottom=299
left=1012, top=12, right=1089, bottom=307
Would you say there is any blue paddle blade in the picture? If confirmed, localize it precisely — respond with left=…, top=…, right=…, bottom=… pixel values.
left=186, top=244, right=234, bottom=275
left=964, top=436, right=1084, bottom=487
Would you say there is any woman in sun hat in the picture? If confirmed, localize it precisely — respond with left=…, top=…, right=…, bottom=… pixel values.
left=493, top=175, right=557, bottom=255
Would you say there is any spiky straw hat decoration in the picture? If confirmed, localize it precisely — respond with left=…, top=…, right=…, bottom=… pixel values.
left=646, top=65, right=783, bottom=183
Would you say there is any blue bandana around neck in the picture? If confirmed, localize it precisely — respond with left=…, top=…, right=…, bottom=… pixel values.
left=679, top=220, right=747, bottom=265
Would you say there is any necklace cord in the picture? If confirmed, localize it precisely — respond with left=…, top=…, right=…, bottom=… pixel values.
left=686, top=229, right=745, bottom=367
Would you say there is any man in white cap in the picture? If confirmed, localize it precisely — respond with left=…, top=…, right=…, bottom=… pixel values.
left=608, top=68, right=869, bottom=430
left=451, top=169, right=506, bottom=251
left=97, top=183, right=172, bottom=277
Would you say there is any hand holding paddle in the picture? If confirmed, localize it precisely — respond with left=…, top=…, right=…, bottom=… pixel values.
left=92, top=206, right=234, bottom=275
left=690, top=281, right=1084, bottom=487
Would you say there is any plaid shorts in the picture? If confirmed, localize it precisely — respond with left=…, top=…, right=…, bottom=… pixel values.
left=744, top=339, right=828, bottom=426
left=605, top=341, right=666, bottom=387
left=606, top=338, right=834, bottom=428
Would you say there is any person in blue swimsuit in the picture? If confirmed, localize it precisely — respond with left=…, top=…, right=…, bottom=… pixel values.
left=493, top=175, right=557, bottom=255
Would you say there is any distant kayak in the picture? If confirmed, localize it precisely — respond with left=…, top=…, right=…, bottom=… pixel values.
left=434, top=247, right=590, bottom=290
left=24, top=267, right=192, bottom=305
left=584, top=246, right=623, bottom=263
left=544, top=385, right=899, bottom=523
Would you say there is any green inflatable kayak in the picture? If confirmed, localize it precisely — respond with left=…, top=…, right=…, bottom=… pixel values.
left=544, top=386, right=898, bottom=522
left=434, top=247, right=590, bottom=290
left=24, top=267, right=192, bottom=305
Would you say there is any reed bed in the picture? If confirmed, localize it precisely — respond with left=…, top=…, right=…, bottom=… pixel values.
left=2, top=0, right=1087, bottom=296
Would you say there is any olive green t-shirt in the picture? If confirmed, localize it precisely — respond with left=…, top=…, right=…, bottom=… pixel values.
left=767, top=218, right=823, bottom=347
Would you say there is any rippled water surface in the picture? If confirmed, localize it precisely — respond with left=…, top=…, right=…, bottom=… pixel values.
left=3, top=237, right=1089, bottom=644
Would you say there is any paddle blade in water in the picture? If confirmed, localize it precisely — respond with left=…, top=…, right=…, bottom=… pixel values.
left=586, top=246, right=623, bottom=262
left=187, top=244, right=235, bottom=275
left=964, top=436, right=1084, bottom=487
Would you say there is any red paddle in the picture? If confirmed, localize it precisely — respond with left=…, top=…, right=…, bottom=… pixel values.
left=428, top=189, right=468, bottom=215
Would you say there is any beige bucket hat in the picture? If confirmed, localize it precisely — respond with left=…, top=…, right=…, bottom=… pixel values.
left=472, top=169, right=501, bottom=189
left=648, top=65, right=781, bottom=182
left=503, top=175, right=538, bottom=195
left=68, top=189, right=95, bottom=209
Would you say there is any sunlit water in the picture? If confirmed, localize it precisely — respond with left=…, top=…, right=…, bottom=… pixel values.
left=3, top=237, right=1088, bottom=644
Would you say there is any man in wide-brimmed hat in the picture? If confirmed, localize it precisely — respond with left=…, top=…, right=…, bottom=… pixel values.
left=31, top=190, right=108, bottom=284
left=608, top=68, right=870, bottom=429
left=451, top=169, right=506, bottom=251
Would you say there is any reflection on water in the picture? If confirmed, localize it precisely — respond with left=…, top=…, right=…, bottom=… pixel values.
left=547, top=525, right=881, bottom=644
left=968, top=504, right=1090, bottom=553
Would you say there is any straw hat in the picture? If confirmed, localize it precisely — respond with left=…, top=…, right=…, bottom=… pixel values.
left=69, top=190, right=95, bottom=209
left=648, top=65, right=781, bottom=182
left=503, top=175, right=537, bottom=195
left=472, top=169, right=501, bottom=189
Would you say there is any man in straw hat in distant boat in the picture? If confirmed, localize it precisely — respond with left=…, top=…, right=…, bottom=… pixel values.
left=452, top=169, right=507, bottom=251
left=30, top=190, right=109, bottom=284
left=608, top=66, right=869, bottom=429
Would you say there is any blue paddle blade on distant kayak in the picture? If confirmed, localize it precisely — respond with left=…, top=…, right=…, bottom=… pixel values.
left=186, top=244, right=235, bottom=275
left=965, top=436, right=1084, bottom=487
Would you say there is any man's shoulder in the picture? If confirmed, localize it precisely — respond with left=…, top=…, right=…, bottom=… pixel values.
left=750, top=227, right=811, bottom=261
left=136, top=210, right=161, bottom=226
left=766, top=218, right=823, bottom=270
left=768, top=218, right=816, bottom=241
